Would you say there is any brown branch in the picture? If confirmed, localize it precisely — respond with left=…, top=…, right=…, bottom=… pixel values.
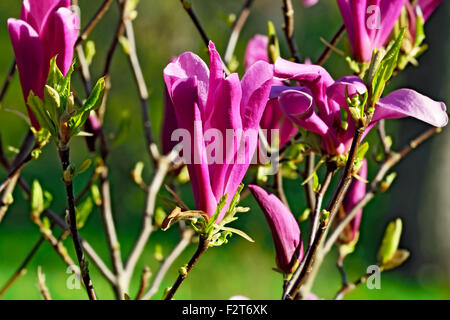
left=135, top=266, right=152, bottom=300
left=98, top=0, right=128, bottom=123
left=223, top=0, right=255, bottom=65
left=284, top=123, right=367, bottom=300
left=58, top=146, right=96, bottom=300
left=164, top=235, right=209, bottom=300
left=323, top=126, right=443, bottom=254
left=315, top=25, right=345, bottom=66
left=282, top=0, right=301, bottom=63
left=179, top=0, right=209, bottom=47
left=124, top=19, right=159, bottom=161
left=75, top=0, right=114, bottom=47
left=0, top=60, right=16, bottom=107
left=37, top=266, right=52, bottom=300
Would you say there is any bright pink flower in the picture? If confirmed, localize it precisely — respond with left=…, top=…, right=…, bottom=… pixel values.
left=340, top=159, right=368, bottom=243
left=302, top=0, right=319, bottom=7
left=418, top=0, right=443, bottom=20
left=249, top=185, right=303, bottom=274
left=244, top=35, right=298, bottom=148
left=337, top=0, right=407, bottom=62
left=406, top=0, right=443, bottom=40
left=273, top=58, right=448, bottom=155
left=8, top=0, right=79, bottom=128
left=164, top=42, right=273, bottom=220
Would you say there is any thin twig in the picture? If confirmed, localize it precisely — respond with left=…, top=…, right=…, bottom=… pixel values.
left=315, top=25, right=345, bottom=66
left=275, top=167, right=290, bottom=209
left=282, top=0, right=301, bottom=63
left=164, top=235, right=209, bottom=300
left=75, top=0, right=114, bottom=47
left=0, top=60, right=16, bottom=107
left=58, top=146, right=96, bottom=300
left=223, top=0, right=255, bottom=65
left=99, top=0, right=128, bottom=123
left=124, top=155, right=174, bottom=286
left=284, top=123, right=367, bottom=300
left=179, top=0, right=209, bottom=47
left=135, top=266, right=152, bottom=300
left=323, top=127, right=443, bottom=254
left=142, top=229, right=194, bottom=300
left=124, top=19, right=159, bottom=162
left=37, top=266, right=52, bottom=300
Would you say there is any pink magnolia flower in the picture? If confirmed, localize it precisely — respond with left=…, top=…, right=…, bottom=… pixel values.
left=339, top=159, right=368, bottom=243
left=406, top=0, right=443, bottom=40
left=417, top=0, right=443, bottom=20
left=164, top=42, right=273, bottom=220
left=337, top=0, right=407, bottom=62
left=244, top=35, right=298, bottom=148
left=8, top=0, right=79, bottom=128
left=249, top=185, right=303, bottom=274
left=273, top=58, right=448, bottom=155
left=302, top=0, right=319, bottom=7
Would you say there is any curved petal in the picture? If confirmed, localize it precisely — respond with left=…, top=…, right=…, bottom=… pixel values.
left=21, top=0, right=69, bottom=32
left=40, top=7, right=79, bottom=77
left=170, top=77, right=217, bottom=216
left=260, top=99, right=298, bottom=148
left=249, top=185, right=303, bottom=274
left=8, top=18, right=44, bottom=128
left=372, top=0, right=407, bottom=48
left=244, top=34, right=269, bottom=70
left=419, top=0, right=443, bottom=21
left=302, top=0, right=319, bottom=7
left=278, top=89, right=328, bottom=137
left=373, top=89, right=448, bottom=127
left=342, top=159, right=368, bottom=242
left=240, top=60, right=274, bottom=131
left=274, top=57, right=338, bottom=124
left=207, top=73, right=243, bottom=207
left=163, top=52, right=210, bottom=115
left=206, top=41, right=225, bottom=117
left=327, top=75, right=367, bottom=107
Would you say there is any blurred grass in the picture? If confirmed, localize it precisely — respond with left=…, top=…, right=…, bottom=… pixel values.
left=0, top=0, right=449, bottom=300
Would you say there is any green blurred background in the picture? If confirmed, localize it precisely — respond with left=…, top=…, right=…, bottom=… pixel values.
left=0, top=0, right=449, bottom=300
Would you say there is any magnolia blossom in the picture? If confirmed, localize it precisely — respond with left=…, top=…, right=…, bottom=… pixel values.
left=339, top=159, right=368, bottom=243
left=337, top=0, right=407, bottom=62
left=244, top=35, right=298, bottom=148
left=406, top=0, right=443, bottom=40
left=273, top=58, right=448, bottom=155
left=249, top=185, right=303, bottom=274
left=164, top=42, right=273, bottom=220
left=8, top=0, right=79, bottom=128
left=302, top=0, right=319, bottom=7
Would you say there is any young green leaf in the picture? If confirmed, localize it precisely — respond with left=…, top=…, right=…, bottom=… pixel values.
left=378, top=218, right=403, bottom=265
left=31, top=180, right=44, bottom=216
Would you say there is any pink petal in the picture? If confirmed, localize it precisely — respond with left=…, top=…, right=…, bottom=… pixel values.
left=164, top=52, right=210, bottom=115
left=40, top=7, right=79, bottom=77
left=244, top=34, right=269, bottom=70
left=302, top=0, right=319, bottom=7
left=8, top=18, right=44, bottom=128
left=343, top=159, right=368, bottom=242
left=326, top=75, right=367, bottom=107
left=21, top=0, right=69, bottom=32
left=274, top=58, right=338, bottom=125
left=249, top=185, right=303, bottom=274
left=240, top=61, right=274, bottom=131
left=373, top=89, right=448, bottom=128
left=169, top=77, right=217, bottom=216
left=418, top=0, right=443, bottom=20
